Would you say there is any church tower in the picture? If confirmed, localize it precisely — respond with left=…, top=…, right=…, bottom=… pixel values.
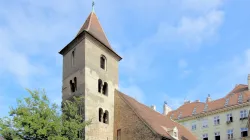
left=59, top=8, right=122, bottom=140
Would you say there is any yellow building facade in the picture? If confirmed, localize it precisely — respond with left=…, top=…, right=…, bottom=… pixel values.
left=167, top=75, right=250, bottom=140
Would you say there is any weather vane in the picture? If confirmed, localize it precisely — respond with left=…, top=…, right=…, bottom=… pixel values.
left=92, top=0, right=95, bottom=12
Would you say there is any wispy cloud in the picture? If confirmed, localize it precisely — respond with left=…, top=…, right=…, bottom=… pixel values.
left=1, top=0, right=246, bottom=116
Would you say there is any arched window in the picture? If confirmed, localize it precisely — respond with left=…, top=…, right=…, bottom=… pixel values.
left=103, top=110, right=109, bottom=124
left=99, top=108, right=103, bottom=122
left=74, top=77, right=77, bottom=91
left=72, top=50, right=75, bottom=67
left=103, top=82, right=108, bottom=95
left=98, top=79, right=103, bottom=93
left=70, top=80, right=75, bottom=92
left=100, top=55, right=106, bottom=70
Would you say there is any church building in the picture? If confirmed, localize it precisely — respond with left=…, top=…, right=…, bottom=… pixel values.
left=59, top=7, right=196, bottom=140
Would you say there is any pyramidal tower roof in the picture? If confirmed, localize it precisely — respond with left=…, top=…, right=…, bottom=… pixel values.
left=77, top=11, right=112, bottom=50
left=60, top=8, right=121, bottom=60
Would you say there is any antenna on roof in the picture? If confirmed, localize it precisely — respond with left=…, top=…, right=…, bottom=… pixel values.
left=92, top=0, right=95, bottom=12
left=184, top=96, right=187, bottom=102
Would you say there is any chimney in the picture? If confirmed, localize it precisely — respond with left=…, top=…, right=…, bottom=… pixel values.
left=248, top=74, right=250, bottom=91
left=151, top=105, right=156, bottom=111
left=195, top=100, right=200, bottom=102
left=206, top=94, right=212, bottom=102
left=184, top=100, right=191, bottom=104
left=163, top=102, right=172, bottom=115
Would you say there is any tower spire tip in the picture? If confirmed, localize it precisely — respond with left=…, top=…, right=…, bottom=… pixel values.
left=92, top=0, right=95, bottom=12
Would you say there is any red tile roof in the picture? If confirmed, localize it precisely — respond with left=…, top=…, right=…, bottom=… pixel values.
left=76, top=11, right=121, bottom=60
left=116, top=90, right=197, bottom=140
left=77, top=12, right=112, bottom=50
left=168, top=85, right=250, bottom=120
left=59, top=11, right=122, bottom=60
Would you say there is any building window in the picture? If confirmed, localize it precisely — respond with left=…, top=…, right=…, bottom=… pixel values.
left=227, top=113, right=233, bottom=123
left=192, top=108, right=196, bottom=115
left=117, top=129, right=121, bottom=140
left=214, top=116, right=220, bottom=125
left=215, top=132, right=220, bottom=140
left=178, top=112, right=182, bottom=120
left=70, top=80, right=74, bottom=92
left=202, top=133, right=208, bottom=140
left=203, top=104, right=208, bottom=112
left=103, top=82, right=108, bottom=95
left=202, top=119, right=208, bottom=128
left=241, top=128, right=248, bottom=137
left=191, top=124, right=196, bottom=131
left=74, top=77, right=77, bottom=91
left=238, top=93, right=243, bottom=103
left=99, top=108, right=103, bottom=122
left=98, top=79, right=103, bottom=93
left=72, top=50, right=75, bottom=67
left=103, top=110, right=109, bottom=124
left=240, top=110, right=248, bottom=120
left=227, top=129, right=233, bottom=139
left=174, top=132, right=177, bottom=137
left=225, top=98, right=229, bottom=106
left=69, top=77, right=77, bottom=92
left=100, top=55, right=106, bottom=70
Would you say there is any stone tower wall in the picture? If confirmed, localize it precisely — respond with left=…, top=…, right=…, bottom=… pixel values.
left=84, top=33, right=119, bottom=140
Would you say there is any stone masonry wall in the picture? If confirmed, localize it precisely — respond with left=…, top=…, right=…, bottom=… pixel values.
left=114, top=92, right=162, bottom=140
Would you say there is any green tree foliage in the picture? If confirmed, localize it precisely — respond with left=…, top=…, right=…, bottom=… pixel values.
left=0, top=89, right=91, bottom=140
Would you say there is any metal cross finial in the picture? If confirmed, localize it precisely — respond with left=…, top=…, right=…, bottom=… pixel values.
left=92, top=0, right=95, bottom=12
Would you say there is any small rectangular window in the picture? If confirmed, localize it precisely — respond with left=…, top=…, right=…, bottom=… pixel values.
left=117, top=129, right=121, bottom=140
left=227, top=129, right=233, bottom=139
left=214, top=116, right=220, bottom=125
left=202, top=119, right=208, bottom=128
left=203, top=133, right=208, bottom=140
left=191, top=124, right=196, bottom=131
left=215, top=132, right=220, bottom=140
left=227, top=113, right=233, bottom=122
left=241, top=128, right=248, bottom=137
left=240, top=110, right=248, bottom=119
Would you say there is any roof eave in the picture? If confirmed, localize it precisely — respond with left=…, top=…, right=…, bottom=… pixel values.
left=59, top=30, right=122, bottom=61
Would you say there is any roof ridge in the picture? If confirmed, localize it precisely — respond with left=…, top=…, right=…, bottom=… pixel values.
left=92, top=12, right=111, bottom=47
left=86, top=12, right=94, bottom=31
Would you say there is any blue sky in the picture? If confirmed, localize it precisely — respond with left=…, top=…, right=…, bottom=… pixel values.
left=1, top=0, right=250, bottom=117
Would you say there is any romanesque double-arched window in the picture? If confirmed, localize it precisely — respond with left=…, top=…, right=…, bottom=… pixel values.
left=98, top=79, right=102, bottom=93
left=98, top=79, right=108, bottom=96
left=99, top=108, right=109, bottom=124
left=103, top=110, right=109, bottom=124
left=70, top=77, right=77, bottom=92
left=99, top=108, right=103, bottom=122
left=103, top=82, right=108, bottom=95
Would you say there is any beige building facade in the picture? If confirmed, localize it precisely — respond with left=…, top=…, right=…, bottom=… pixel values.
left=59, top=9, right=196, bottom=140
left=167, top=80, right=250, bottom=140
